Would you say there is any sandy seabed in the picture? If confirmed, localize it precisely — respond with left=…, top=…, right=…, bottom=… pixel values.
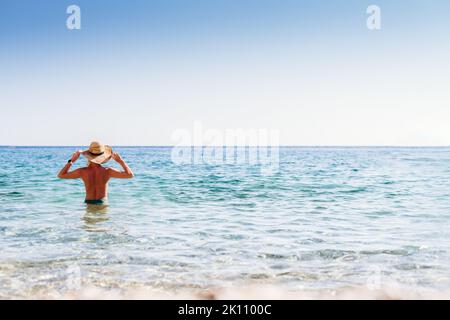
left=19, top=285, right=450, bottom=300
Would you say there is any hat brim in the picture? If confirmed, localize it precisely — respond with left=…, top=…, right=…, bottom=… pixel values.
left=82, top=145, right=113, bottom=164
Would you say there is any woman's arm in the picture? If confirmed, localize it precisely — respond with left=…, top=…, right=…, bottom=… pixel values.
left=108, top=152, right=134, bottom=179
left=58, top=151, right=83, bottom=179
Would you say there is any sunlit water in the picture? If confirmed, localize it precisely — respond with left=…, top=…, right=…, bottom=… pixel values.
left=0, top=147, right=449, bottom=299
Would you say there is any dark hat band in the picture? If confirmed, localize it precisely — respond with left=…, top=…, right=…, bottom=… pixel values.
left=89, top=151, right=105, bottom=156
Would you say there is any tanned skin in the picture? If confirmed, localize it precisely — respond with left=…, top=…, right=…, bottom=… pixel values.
left=58, top=151, right=134, bottom=201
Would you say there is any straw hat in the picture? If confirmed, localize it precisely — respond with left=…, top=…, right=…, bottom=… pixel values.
left=82, top=141, right=113, bottom=164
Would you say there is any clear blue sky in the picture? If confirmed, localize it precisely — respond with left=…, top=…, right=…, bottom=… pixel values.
left=1, top=0, right=449, bottom=146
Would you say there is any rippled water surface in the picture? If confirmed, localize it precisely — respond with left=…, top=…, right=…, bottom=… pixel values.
left=1, top=147, right=449, bottom=298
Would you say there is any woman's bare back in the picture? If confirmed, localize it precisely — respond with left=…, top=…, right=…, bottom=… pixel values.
left=81, top=166, right=110, bottom=200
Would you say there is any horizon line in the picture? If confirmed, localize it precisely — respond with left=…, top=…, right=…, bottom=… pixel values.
left=1, top=145, right=450, bottom=148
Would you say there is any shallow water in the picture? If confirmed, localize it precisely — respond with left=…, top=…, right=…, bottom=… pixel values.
left=0, top=147, right=449, bottom=299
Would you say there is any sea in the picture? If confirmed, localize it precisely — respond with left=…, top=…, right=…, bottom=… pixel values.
left=0, top=146, right=449, bottom=299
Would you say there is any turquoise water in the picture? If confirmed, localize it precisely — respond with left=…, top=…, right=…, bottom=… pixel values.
left=1, top=147, right=450, bottom=298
